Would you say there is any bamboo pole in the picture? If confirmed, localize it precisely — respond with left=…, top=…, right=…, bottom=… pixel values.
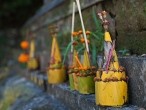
left=75, top=0, right=89, bottom=52
left=71, top=2, right=76, bottom=53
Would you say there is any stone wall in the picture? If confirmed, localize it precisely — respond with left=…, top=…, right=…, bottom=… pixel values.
left=23, top=0, right=146, bottom=108
left=23, top=0, right=104, bottom=70
left=119, top=57, right=146, bottom=108
left=23, top=0, right=146, bottom=68
left=0, top=29, right=20, bottom=66
left=106, top=0, right=146, bottom=54
left=24, top=0, right=146, bottom=54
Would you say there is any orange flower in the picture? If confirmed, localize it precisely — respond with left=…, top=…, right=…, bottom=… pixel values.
left=18, top=53, right=29, bottom=63
left=20, top=40, right=29, bottom=50
left=78, top=30, right=83, bottom=35
left=80, top=38, right=85, bottom=43
left=80, top=38, right=90, bottom=43
left=72, top=41, right=78, bottom=46
left=86, top=31, right=91, bottom=35
left=72, top=32, right=78, bottom=37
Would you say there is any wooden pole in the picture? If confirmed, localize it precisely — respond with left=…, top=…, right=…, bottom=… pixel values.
left=71, top=2, right=76, bottom=53
left=75, top=0, right=89, bottom=52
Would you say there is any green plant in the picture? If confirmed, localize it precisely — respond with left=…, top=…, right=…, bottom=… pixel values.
left=63, top=7, right=104, bottom=66
left=118, top=49, right=130, bottom=56
left=89, top=7, right=104, bottom=66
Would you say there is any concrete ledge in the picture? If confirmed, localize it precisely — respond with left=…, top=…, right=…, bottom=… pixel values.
left=119, top=56, right=146, bottom=108
left=27, top=72, right=141, bottom=110
left=46, top=81, right=140, bottom=110
left=28, top=71, right=140, bottom=110
left=26, top=56, right=146, bottom=109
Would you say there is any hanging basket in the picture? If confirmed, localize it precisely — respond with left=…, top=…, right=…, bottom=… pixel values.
left=95, top=70, right=128, bottom=107
left=77, top=73, right=95, bottom=94
left=47, top=67, right=66, bottom=84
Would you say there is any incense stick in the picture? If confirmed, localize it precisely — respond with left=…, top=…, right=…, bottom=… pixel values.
left=71, top=2, right=76, bottom=53
left=75, top=0, right=89, bottom=52
left=105, top=40, right=115, bottom=73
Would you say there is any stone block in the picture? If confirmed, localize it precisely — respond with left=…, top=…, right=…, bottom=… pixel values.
left=46, top=81, right=141, bottom=110
left=119, top=56, right=146, bottom=108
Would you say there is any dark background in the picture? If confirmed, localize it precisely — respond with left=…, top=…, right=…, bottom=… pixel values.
left=0, top=0, right=43, bottom=66
left=0, top=0, right=42, bottom=29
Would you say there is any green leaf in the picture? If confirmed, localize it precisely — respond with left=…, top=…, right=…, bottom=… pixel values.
left=62, top=41, right=72, bottom=64
left=92, top=7, right=103, bottom=32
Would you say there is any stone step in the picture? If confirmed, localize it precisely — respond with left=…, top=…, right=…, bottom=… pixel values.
left=46, top=81, right=141, bottom=110
left=26, top=71, right=144, bottom=110
left=3, top=75, right=69, bottom=110
left=20, top=93, right=70, bottom=110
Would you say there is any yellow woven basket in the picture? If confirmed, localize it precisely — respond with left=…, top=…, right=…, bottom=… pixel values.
left=47, top=67, right=66, bottom=84
left=69, top=73, right=75, bottom=90
left=78, top=75, right=95, bottom=94
left=27, top=58, right=39, bottom=70
left=95, top=71, right=128, bottom=106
